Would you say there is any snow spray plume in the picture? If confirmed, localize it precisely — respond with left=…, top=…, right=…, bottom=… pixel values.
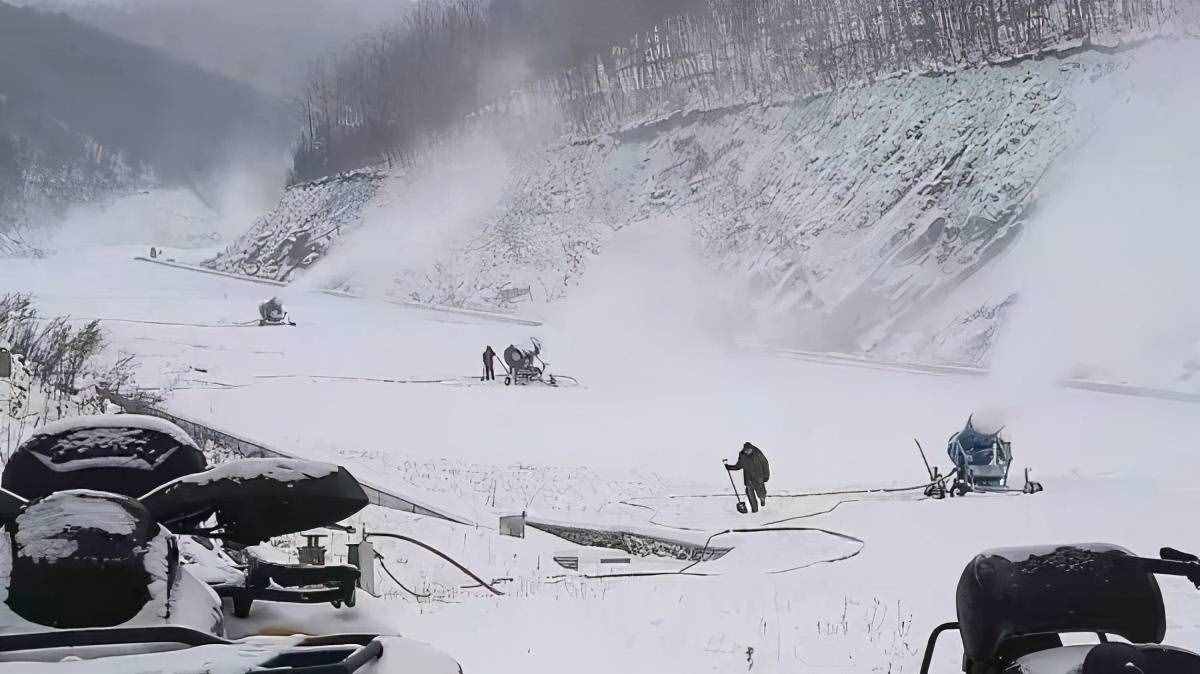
left=292, top=134, right=516, bottom=300
left=989, top=41, right=1200, bottom=394
left=546, top=214, right=754, bottom=387
left=47, top=143, right=289, bottom=250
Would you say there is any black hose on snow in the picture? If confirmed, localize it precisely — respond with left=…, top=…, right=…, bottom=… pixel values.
left=365, top=531, right=505, bottom=596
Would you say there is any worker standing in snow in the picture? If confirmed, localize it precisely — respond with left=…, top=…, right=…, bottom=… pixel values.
left=725, top=442, right=770, bottom=513
left=482, top=345, right=497, bottom=381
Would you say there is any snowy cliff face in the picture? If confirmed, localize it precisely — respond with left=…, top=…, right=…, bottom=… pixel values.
left=207, top=42, right=1192, bottom=374
left=205, top=170, right=383, bottom=282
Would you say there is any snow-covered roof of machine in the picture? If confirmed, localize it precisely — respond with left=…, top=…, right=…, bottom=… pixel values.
left=30, top=414, right=198, bottom=450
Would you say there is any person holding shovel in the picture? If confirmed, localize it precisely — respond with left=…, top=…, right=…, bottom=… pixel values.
left=725, top=442, right=770, bottom=513
left=482, top=345, right=497, bottom=381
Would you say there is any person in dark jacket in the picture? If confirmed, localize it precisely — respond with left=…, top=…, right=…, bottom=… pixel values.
left=482, top=345, right=497, bottom=381
left=725, top=442, right=770, bottom=513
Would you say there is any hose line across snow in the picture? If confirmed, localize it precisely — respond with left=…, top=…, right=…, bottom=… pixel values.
left=365, top=531, right=506, bottom=596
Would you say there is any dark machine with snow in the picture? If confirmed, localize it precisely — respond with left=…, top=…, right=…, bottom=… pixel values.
left=257, top=297, right=294, bottom=326
left=0, top=415, right=459, bottom=673
left=502, top=337, right=556, bottom=386
left=923, top=416, right=1042, bottom=497
left=920, top=543, right=1200, bottom=673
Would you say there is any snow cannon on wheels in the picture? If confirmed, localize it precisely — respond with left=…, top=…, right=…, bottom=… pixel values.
left=942, top=416, right=1042, bottom=497
left=257, top=296, right=294, bottom=326
left=502, top=337, right=556, bottom=386
left=919, top=543, right=1200, bottom=674
left=0, top=414, right=461, bottom=673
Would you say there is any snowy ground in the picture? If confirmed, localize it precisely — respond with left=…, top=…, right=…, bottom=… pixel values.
left=3, top=247, right=1200, bottom=673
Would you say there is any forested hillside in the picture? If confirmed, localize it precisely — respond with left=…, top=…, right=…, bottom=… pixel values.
left=289, top=0, right=1183, bottom=182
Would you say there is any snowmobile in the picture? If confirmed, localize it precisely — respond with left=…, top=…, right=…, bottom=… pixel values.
left=502, top=337, right=556, bottom=386
left=0, top=414, right=460, bottom=673
left=258, top=297, right=294, bottom=326
left=942, top=416, right=1042, bottom=496
left=919, top=543, right=1200, bottom=673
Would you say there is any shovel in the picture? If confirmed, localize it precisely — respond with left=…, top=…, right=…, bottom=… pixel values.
left=724, top=461, right=748, bottom=514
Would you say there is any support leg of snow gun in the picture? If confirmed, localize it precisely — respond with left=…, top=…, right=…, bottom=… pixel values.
left=724, top=461, right=748, bottom=514
left=913, top=439, right=934, bottom=480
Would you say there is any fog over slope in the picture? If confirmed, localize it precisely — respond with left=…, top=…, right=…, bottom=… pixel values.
left=0, top=1, right=291, bottom=243
left=10, top=0, right=415, bottom=96
left=207, top=40, right=1200, bottom=389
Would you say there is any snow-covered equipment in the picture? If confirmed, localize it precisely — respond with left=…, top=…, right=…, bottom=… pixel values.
left=502, top=337, right=556, bottom=386
left=918, top=543, right=1200, bottom=674
left=257, top=296, right=293, bottom=326
left=942, top=416, right=1042, bottom=496
left=725, top=460, right=748, bottom=514
left=0, top=414, right=461, bottom=673
left=2, top=415, right=208, bottom=503
left=499, top=513, right=527, bottom=538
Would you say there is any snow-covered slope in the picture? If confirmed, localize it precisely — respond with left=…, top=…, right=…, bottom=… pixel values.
left=206, top=170, right=383, bottom=282
left=6, top=248, right=1200, bottom=674
left=206, top=39, right=1200, bottom=389
left=203, top=48, right=1121, bottom=320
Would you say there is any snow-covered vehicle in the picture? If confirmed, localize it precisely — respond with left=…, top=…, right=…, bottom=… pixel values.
left=502, top=338, right=555, bottom=386
left=944, top=417, right=1042, bottom=496
left=919, top=543, right=1200, bottom=674
left=0, top=414, right=461, bottom=673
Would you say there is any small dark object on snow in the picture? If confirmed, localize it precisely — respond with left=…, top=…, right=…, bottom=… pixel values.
left=918, top=542, right=1200, bottom=674
left=258, top=297, right=292, bottom=326
left=725, top=442, right=770, bottom=513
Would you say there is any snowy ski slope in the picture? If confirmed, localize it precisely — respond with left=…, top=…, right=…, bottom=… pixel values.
left=3, top=247, right=1199, bottom=673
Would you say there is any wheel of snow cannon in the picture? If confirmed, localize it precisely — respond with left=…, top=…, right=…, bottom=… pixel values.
left=332, top=600, right=342, bottom=609
left=504, top=376, right=512, bottom=386
left=952, top=481, right=970, bottom=497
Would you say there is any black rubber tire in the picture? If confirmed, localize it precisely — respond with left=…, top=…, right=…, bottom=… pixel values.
left=504, top=376, right=512, bottom=386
